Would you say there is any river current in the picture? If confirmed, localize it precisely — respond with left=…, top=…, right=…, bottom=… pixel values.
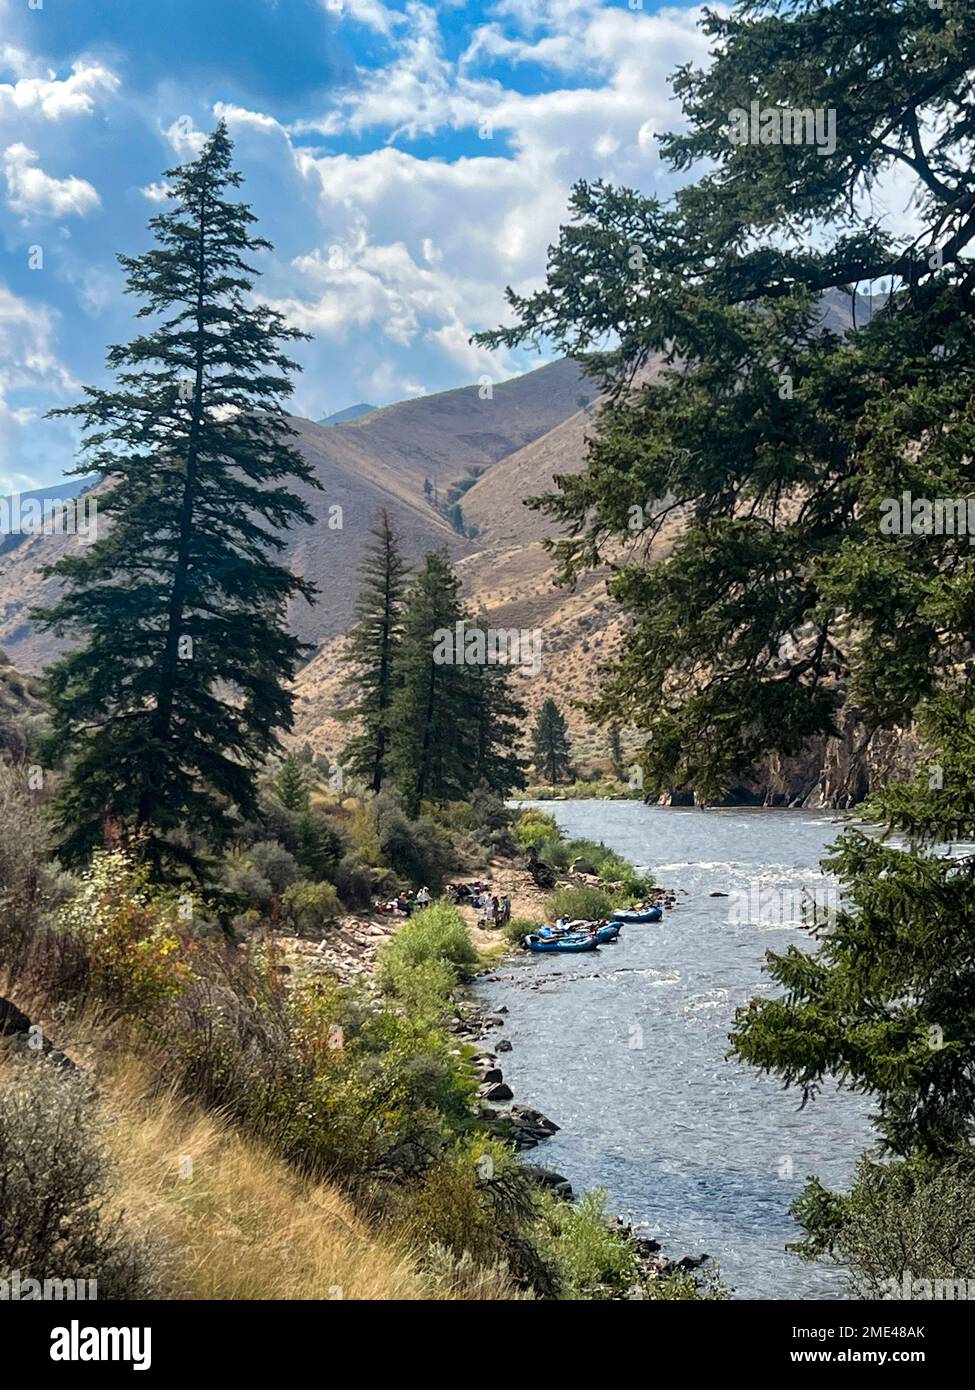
left=475, top=800, right=876, bottom=1300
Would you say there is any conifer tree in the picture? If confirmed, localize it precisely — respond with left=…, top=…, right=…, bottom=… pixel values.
left=608, top=725, right=625, bottom=782
left=275, top=753, right=309, bottom=813
left=477, top=0, right=975, bottom=1279
left=339, top=510, right=407, bottom=792
left=36, top=123, right=317, bottom=876
left=531, top=700, right=572, bottom=785
left=388, top=550, right=478, bottom=816
left=467, top=619, right=528, bottom=796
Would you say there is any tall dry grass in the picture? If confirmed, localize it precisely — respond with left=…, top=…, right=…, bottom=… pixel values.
left=95, top=1052, right=438, bottom=1300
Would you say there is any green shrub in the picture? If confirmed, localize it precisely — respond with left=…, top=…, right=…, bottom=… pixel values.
left=397, top=1136, right=559, bottom=1297
left=0, top=759, right=67, bottom=970
left=296, top=811, right=344, bottom=881
left=533, top=1189, right=642, bottom=1299
left=223, top=859, right=275, bottom=914
left=247, top=840, right=300, bottom=895
left=597, top=853, right=654, bottom=897
left=791, top=1151, right=975, bottom=1297
left=376, top=902, right=478, bottom=995
left=0, top=1058, right=158, bottom=1297
left=533, top=1189, right=717, bottom=1300
left=513, top=810, right=560, bottom=850
left=58, top=850, right=195, bottom=1014
left=379, top=955, right=458, bottom=1018
left=374, top=792, right=455, bottom=888
left=281, top=880, right=342, bottom=935
left=545, top=885, right=616, bottom=922
left=502, top=916, right=539, bottom=947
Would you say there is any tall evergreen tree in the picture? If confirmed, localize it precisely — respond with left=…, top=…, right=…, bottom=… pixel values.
left=338, top=509, right=407, bottom=792
left=531, top=700, right=572, bottom=785
left=388, top=550, right=478, bottom=816
left=36, top=123, right=317, bottom=876
left=467, top=619, right=528, bottom=797
left=477, top=0, right=975, bottom=1280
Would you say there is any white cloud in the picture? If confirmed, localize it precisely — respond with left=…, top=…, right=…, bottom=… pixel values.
left=141, top=180, right=173, bottom=203
left=0, top=283, right=77, bottom=492
left=164, top=115, right=206, bottom=157
left=3, top=142, right=100, bottom=219
left=0, top=59, right=119, bottom=120
left=322, top=0, right=404, bottom=37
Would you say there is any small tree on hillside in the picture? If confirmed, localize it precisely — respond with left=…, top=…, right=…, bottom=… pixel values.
left=339, top=509, right=408, bottom=792
left=276, top=753, right=309, bottom=813
left=531, top=700, right=573, bottom=784
left=608, top=725, right=625, bottom=782
left=388, top=550, right=479, bottom=816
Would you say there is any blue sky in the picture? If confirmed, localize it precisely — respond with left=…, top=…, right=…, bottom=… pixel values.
left=0, top=0, right=716, bottom=491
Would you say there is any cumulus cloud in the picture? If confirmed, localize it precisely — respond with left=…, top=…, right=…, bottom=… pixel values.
left=3, top=142, right=100, bottom=218
left=0, top=59, right=119, bottom=120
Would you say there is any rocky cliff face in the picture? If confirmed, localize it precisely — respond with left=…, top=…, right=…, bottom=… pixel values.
left=660, top=712, right=922, bottom=809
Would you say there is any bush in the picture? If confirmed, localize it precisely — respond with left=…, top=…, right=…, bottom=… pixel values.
left=281, top=880, right=342, bottom=935
left=58, top=850, right=195, bottom=1014
left=376, top=903, right=478, bottom=996
left=396, top=1136, right=559, bottom=1296
left=0, top=759, right=66, bottom=970
left=296, top=811, right=344, bottom=881
left=247, top=840, right=300, bottom=896
left=792, top=1152, right=975, bottom=1297
left=533, top=1189, right=642, bottom=1299
left=502, top=916, right=539, bottom=947
left=379, top=955, right=458, bottom=1018
left=0, top=1057, right=158, bottom=1297
left=346, top=802, right=383, bottom=867
left=597, top=853, right=654, bottom=898
left=545, top=885, right=616, bottom=922
left=513, top=810, right=561, bottom=850
left=331, top=854, right=378, bottom=909
left=222, top=860, right=275, bottom=914
left=374, top=792, right=455, bottom=889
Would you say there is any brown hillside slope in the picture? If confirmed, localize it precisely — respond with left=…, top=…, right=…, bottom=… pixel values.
left=0, top=359, right=588, bottom=669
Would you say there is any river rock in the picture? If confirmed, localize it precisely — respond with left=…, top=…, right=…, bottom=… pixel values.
left=709, top=891, right=729, bottom=897
left=522, top=1166, right=573, bottom=1199
left=496, top=1038, right=512, bottom=1052
left=570, top=856, right=599, bottom=876
left=481, top=1081, right=514, bottom=1101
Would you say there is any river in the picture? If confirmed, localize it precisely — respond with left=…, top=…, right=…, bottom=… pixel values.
left=475, top=800, right=875, bottom=1300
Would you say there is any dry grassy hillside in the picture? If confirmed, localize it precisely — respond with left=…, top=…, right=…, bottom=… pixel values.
left=0, top=359, right=589, bottom=670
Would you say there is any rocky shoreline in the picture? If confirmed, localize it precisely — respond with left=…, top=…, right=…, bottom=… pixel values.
left=451, top=994, right=712, bottom=1290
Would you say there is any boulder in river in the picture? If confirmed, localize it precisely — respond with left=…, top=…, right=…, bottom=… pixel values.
left=481, top=1081, right=514, bottom=1101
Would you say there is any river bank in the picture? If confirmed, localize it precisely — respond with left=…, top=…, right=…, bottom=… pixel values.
left=272, top=843, right=714, bottom=1293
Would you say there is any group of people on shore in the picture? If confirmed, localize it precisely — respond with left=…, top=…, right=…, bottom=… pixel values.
left=376, top=885, right=433, bottom=917
left=444, top=880, right=509, bottom=928
left=375, top=880, right=512, bottom=926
